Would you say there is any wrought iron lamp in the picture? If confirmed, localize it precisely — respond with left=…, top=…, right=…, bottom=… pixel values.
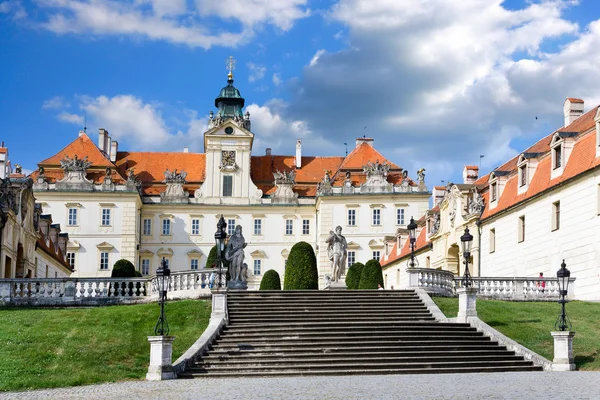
left=214, top=215, right=227, bottom=289
left=154, top=257, right=171, bottom=336
left=555, top=260, right=572, bottom=331
left=460, top=227, right=474, bottom=287
left=407, top=217, right=418, bottom=268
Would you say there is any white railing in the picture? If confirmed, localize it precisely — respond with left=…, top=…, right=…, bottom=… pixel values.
left=406, top=268, right=575, bottom=300
left=0, top=269, right=218, bottom=306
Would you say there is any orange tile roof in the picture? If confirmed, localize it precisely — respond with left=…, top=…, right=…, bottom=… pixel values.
left=0, top=148, right=7, bottom=154
left=36, top=230, right=72, bottom=272
left=39, top=133, right=115, bottom=168
left=338, top=143, right=400, bottom=170
left=465, top=165, right=479, bottom=170
left=381, top=228, right=430, bottom=267
left=566, top=98, right=584, bottom=103
left=250, top=155, right=344, bottom=184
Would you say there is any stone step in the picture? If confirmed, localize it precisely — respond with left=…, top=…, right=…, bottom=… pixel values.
left=213, top=336, right=494, bottom=347
left=222, top=324, right=477, bottom=334
left=228, top=310, right=430, bottom=317
left=223, top=321, right=472, bottom=329
left=228, top=304, right=427, bottom=310
left=227, top=297, right=421, bottom=303
left=218, top=330, right=484, bottom=341
left=207, top=343, right=508, bottom=354
left=228, top=316, right=436, bottom=324
left=227, top=290, right=417, bottom=296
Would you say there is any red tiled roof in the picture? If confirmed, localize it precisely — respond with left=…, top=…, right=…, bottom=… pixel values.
left=381, top=228, right=430, bottom=267
left=566, top=98, right=583, bottom=103
left=250, top=156, right=344, bottom=184
left=465, top=165, right=479, bottom=170
left=0, top=148, right=7, bottom=154
left=338, top=143, right=400, bottom=170
left=39, top=133, right=115, bottom=168
left=36, top=230, right=72, bottom=273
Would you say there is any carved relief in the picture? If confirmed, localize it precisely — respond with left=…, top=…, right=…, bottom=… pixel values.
left=160, top=168, right=189, bottom=203
left=272, top=169, right=298, bottom=204
left=56, top=155, right=94, bottom=190
left=317, top=170, right=333, bottom=196
left=468, top=188, right=485, bottom=215
left=361, top=160, right=393, bottom=193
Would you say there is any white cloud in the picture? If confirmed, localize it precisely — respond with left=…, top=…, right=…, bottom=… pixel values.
left=57, top=112, right=84, bottom=125
left=0, top=0, right=26, bottom=20
left=272, top=73, right=282, bottom=86
left=42, top=96, right=69, bottom=110
left=10, top=0, right=310, bottom=48
left=309, top=49, right=326, bottom=66
left=247, top=62, right=266, bottom=82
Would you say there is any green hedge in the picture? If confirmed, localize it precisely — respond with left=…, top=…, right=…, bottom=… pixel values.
left=358, top=259, right=384, bottom=289
left=345, top=262, right=364, bottom=290
left=111, top=259, right=136, bottom=277
left=283, top=241, right=318, bottom=290
left=206, top=245, right=218, bottom=269
left=259, top=269, right=282, bottom=290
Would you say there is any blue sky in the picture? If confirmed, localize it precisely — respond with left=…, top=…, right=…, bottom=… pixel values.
left=1, top=0, right=600, bottom=190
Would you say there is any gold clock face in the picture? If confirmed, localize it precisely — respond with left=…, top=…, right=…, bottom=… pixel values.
left=222, top=151, right=235, bottom=166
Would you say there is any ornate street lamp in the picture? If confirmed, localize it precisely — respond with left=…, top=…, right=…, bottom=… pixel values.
left=460, top=227, right=474, bottom=287
left=154, top=257, right=171, bottom=336
left=555, top=260, right=572, bottom=331
left=407, top=217, right=418, bottom=268
left=214, top=215, right=227, bottom=289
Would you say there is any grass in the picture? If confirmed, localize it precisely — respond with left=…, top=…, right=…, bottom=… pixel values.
left=432, top=297, right=600, bottom=370
left=0, top=300, right=211, bottom=392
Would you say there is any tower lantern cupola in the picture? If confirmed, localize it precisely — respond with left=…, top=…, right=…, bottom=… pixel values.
left=210, top=56, right=249, bottom=130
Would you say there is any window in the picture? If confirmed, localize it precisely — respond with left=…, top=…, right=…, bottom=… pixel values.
left=162, top=219, right=171, bottom=235
left=191, top=218, right=200, bottom=235
left=372, top=251, right=381, bottom=260
left=223, top=175, right=233, bottom=197
left=253, top=259, right=261, bottom=275
left=302, top=219, right=310, bottom=235
left=347, top=251, right=355, bottom=268
left=190, top=259, right=199, bottom=270
left=396, top=208, right=405, bottom=225
left=519, top=165, right=527, bottom=187
left=518, top=216, right=525, bottom=242
left=143, top=219, right=152, bottom=235
left=552, top=201, right=561, bottom=231
left=372, top=209, right=381, bottom=225
left=141, top=259, right=150, bottom=275
left=348, top=209, right=356, bottom=226
left=66, top=252, right=75, bottom=269
left=285, top=219, right=293, bottom=235
left=68, top=208, right=78, bottom=226
left=254, top=219, right=262, bottom=235
left=491, top=182, right=498, bottom=202
left=489, top=228, right=496, bottom=253
left=553, top=146, right=562, bottom=169
left=227, top=219, right=236, bottom=236
left=101, top=208, right=111, bottom=226
left=100, top=252, right=109, bottom=270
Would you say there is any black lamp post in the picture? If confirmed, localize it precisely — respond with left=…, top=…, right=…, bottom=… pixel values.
left=555, top=260, right=572, bottom=331
left=460, top=227, right=474, bottom=287
left=214, top=215, right=227, bottom=289
left=407, top=217, right=418, bottom=268
left=154, top=257, right=171, bottom=336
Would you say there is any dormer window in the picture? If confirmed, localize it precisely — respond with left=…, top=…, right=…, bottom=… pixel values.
left=553, top=145, right=562, bottom=169
left=491, top=182, right=498, bottom=202
left=519, top=165, right=527, bottom=187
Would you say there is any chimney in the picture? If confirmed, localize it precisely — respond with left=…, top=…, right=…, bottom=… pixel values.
left=106, top=136, right=112, bottom=160
left=355, top=137, right=374, bottom=148
left=296, top=140, right=302, bottom=168
left=563, top=98, right=584, bottom=127
left=266, top=148, right=272, bottom=156
left=183, top=147, right=189, bottom=153
left=433, top=186, right=446, bottom=206
left=58, top=233, right=69, bottom=258
left=78, top=130, right=85, bottom=137
left=0, top=143, right=7, bottom=179
left=463, top=165, right=479, bottom=184
left=98, top=128, right=107, bottom=153
left=110, top=141, right=118, bottom=162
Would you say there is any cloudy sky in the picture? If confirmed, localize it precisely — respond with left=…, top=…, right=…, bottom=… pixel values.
left=1, top=0, right=599, bottom=189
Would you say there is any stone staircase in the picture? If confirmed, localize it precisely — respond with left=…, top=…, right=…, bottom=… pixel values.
left=180, top=290, right=542, bottom=377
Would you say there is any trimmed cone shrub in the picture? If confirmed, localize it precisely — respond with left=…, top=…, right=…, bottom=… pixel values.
left=358, top=259, right=384, bottom=289
left=284, top=241, right=318, bottom=290
left=345, top=262, right=364, bottom=290
left=206, top=245, right=218, bottom=269
left=259, top=269, right=282, bottom=290
left=111, top=259, right=136, bottom=277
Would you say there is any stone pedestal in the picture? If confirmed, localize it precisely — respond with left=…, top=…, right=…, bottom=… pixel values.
left=551, top=331, right=576, bottom=371
left=227, top=280, right=248, bottom=290
left=457, top=287, right=477, bottom=323
left=324, top=281, right=347, bottom=290
left=211, top=290, right=228, bottom=322
left=146, top=336, right=176, bottom=380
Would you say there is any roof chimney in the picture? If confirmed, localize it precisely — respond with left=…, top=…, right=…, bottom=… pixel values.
left=266, top=148, right=272, bottom=156
left=0, top=143, right=7, bottom=179
left=463, top=165, right=479, bottom=184
left=564, top=98, right=584, bottom=127
left=355, top=137, right=374, bottom=148
left=106, top=136, right=112, bottom=160
left=296, top=140, right=302, bottom=169
left=78, top=130, right=85, bottom=137
left=98, top=128, right=107, bottom=153
left=433, top=186, right=446, bottom=207
left=110, top=141, right=118, bottom=162
left=183, top=147, right=189, bottom=153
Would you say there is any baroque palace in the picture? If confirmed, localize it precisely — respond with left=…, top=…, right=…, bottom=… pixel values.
left=13, top=70, right=429, bottom=289
left=381, top=98, right=600, bottom=300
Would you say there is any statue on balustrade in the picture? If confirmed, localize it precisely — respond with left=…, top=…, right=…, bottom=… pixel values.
left=225, top=225, right=248, bottom=289
left=326, top=225, right=348, bottom=283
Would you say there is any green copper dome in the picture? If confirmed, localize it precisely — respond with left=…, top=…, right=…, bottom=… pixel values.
left=215, top=75, right=245, bottom=119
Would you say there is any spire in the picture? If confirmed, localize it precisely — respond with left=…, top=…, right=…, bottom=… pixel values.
left=226, top=56, right=236, bottom=82
left=213, top=56, right=245, bottom=121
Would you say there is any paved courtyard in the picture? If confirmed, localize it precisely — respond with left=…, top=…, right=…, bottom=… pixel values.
left=1, top=372, right=600, bottom=400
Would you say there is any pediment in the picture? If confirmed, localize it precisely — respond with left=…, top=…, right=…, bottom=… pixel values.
left=551, top=132, right=562, bottom=146
left=96, top=241, right=114, bottom=250
left=251, top=250, right=267, bottom=258
left=157, top=247, right=174, bottom=256
left=204, top=120, right=254, bottom=139
left=368, top=239, right=384, bottom=248
left=347, top=241, right=361, bottom=250
left=187, top=249, right=203, bottom=257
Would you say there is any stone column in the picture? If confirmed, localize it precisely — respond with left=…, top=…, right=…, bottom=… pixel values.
left=211, top=289, right=228, bottom=323
left=146, top=336, right=177, bottom=380
left=406, top=268, right=419, bottom=289
left=551, top=331, right=576, bottom=371
left=457, top=287, right=477, bottom=323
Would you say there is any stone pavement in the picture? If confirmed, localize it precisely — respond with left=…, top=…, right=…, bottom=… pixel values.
left=1, top=372, right=600, bottom=400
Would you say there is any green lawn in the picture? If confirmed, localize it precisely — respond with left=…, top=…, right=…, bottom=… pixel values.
left=0, top=300, right=211, bottom=392
left=432, top=297, right=600, bottom=370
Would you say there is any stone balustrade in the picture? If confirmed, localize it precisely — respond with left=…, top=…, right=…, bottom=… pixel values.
left=406, top=268, right=576, bottom=300
left=0, top=269, right=218, bottom=306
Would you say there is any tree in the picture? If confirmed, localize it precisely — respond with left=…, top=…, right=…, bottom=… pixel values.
left=345, top=262, right=364, bottom=290
left=206, top=245, right=218, bottom=269
left=259, top=269, right=281, bottom=290
left=111, top=259, right=136, bottom=278
left=283, top=241, right=318, bottom=290
left=358, top=259, right=384, bottom=289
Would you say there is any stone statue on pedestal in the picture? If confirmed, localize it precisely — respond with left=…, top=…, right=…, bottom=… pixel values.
left=326, top=226, right=348, bottom=283
left=225, top=225, right=248, bottom=289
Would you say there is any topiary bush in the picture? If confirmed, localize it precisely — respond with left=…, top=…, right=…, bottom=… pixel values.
left=111, top=259, right=136, bottom=278
left=206, top=245, right=218, bottom=269
left=358, top=259, right=384, bottom=290
left=283, top=241, right=318, bottom=290
left=259, top=269, right=282, bottom=290
left=345, top=262, right=364, bottom=290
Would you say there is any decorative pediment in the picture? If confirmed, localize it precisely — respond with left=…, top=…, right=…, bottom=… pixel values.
left=281, top=249, right=290, bottom=257
left=67, top=240, right=80, bottom=250
left=139, top=249, right=154, bottom=256
left=56, top=155, right=94, bottom=190
left=272, top=170, right=299, bottom=205
left=160, top=169, right=189, bottom=203
left=361, top=160, right=393, bottom=193
left=207, top=115, right=252, bottom=133
left=368, top=239, right=384, bottom=248
left=157, top=247, right=174, bottom=257
left=347, top=241, right=361, bottom=250
left=187, top=249, right=203, bottom=257
left=96, top=242, right=114, bottom=250
left=251, top=250, right=267, bottom=258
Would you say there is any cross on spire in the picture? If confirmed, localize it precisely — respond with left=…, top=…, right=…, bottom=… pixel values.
left=226, top=56, right=236, bottom=80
